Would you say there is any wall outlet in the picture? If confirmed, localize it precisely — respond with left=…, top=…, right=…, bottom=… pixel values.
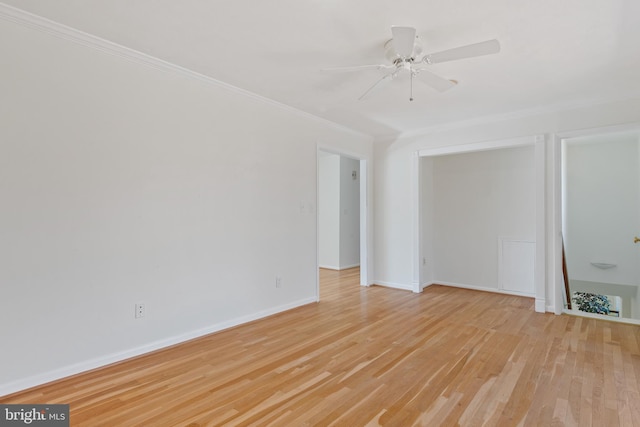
left=135, top=303, right=145, bottom=319
left=275, top=276, right=282, bottom=288
left=422, top=257, right=427, bottom=266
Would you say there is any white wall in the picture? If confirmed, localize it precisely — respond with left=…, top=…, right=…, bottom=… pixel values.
left=0, top=17, right=373, bottom=394
left=318, top=154, right=360, bottom=270
left=419, top=157, right=435, bottom=286
left=374, top=97, right=640, bottom=312
left=427, top=147, right=535, bottom=290
left=339, top=157, right=360, bottom=269
left=318, top=153, right=340, bottom=268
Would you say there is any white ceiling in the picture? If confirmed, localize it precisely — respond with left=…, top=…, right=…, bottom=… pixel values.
left=3, top=0, right=640, bottom=138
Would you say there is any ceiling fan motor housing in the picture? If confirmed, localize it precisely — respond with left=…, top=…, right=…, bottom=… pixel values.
left=384, top=37, right=423, bottom=62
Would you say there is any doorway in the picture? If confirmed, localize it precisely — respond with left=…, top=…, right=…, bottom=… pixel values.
left=317, top=149, right=368, bottom=298
left=414, top=135, right=547, bottom=311
left=561, top=129, right=640, bottom=321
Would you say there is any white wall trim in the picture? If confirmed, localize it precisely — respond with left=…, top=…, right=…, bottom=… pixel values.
left=435, top=281, right=538, bottom=298
left=359, top=159, right=370, bottom=286
left=0, top=2, right=369, bottom=140
left=319, top=263, right=360, bottom=271
left=418, top=135, right=535, bottom=157
left=555, top=122, right=640, bottom=140
left=551, top=134, right=565, bottom=315
left=339, top=263, right=361, bottom=270
left=401, top=97, right=640, bottom=139
left=421, top=282, right=436, bottom=290
left=416, top=134, right=547, bottom=312
left=0, top=297, right=316, bottom=397
left=533, top=135, right=547, bottom=313
left=411, top=151, right=421, bottom=293
left=553, top=122, right=640, bottom=317
left=373, top=281, right=414, bottom=292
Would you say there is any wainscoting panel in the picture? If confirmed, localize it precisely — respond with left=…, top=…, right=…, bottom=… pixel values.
left=499, top=238, right=535, bottom=296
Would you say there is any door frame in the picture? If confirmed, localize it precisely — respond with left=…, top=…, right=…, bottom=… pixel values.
left=553, top=123, right=640, bottom=319
left=316, top=145, right=371, bottom=298
left=414, top=135, right=547, bottom=312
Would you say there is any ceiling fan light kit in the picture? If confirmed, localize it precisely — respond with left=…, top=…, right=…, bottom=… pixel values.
left=323, top=26, right=501, bottom=101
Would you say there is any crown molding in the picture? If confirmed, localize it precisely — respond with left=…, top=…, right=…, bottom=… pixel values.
left=417, top=134, right=539, bottom=157
left=0, top=2, right=372, bottom=140
left=0, top=3, right=170, bottom=72
left=398, top=95, right=640, bottom=140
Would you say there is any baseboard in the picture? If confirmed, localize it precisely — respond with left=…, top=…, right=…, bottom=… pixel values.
left=0, top=297, right=317, bottom=398
left=421, top=282, right=436, bottom=291
left=319, top=264, right=360, bottom=271
left=372, top=280, right=413, bottom=292
left=338, top=263, right=360, bottom=270
left=435, top=280, right=536, bottom=299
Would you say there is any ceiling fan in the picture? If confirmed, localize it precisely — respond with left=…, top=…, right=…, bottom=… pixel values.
left=322, top=26, right=500, bottom=101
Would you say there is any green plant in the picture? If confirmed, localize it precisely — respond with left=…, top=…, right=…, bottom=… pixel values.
left=572, top=292, right=610, bottom=315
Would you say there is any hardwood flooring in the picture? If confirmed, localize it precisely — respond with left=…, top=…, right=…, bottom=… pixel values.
left=3, top=267, right=640, bottom=426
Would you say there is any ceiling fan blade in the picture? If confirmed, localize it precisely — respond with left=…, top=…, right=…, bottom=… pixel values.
left=424, top=39, right=500, bottom=64
left=321, top=64, right=393, bottom=73
left=414, top=69, right=457, bottom=92
left=391, top=26, right=416, bottom=58
left=358, top=70, right=396, bottom=100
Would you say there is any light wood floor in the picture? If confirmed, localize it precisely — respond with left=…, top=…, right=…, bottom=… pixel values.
left=3, top=268, right=640, bottom=426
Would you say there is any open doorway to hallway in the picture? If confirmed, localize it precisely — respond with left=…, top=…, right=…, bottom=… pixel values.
left=561, top=128, right=640, bottom=322
left=318, top=150, right=362, bottom=296
left=319, top=267, right=361, bottom=299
